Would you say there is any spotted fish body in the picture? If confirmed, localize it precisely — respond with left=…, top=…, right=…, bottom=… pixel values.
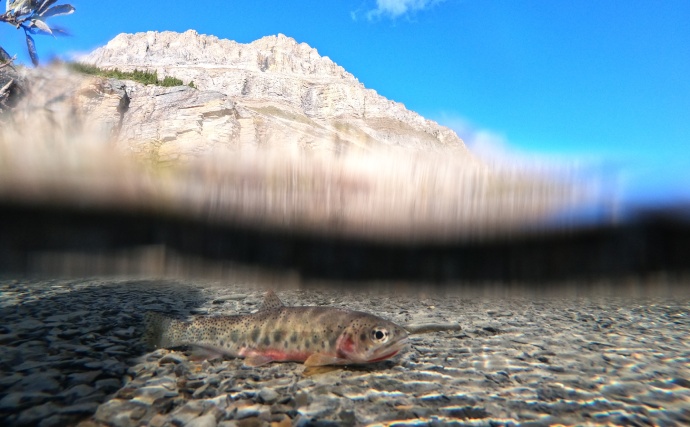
left=144, top=291, right=408, bottom=367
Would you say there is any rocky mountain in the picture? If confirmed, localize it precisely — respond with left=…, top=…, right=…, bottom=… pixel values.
left=80, top=30, right=470, bottom=161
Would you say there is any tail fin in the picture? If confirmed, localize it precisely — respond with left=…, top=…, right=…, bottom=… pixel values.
left=143, top=312, right=175, bottom=349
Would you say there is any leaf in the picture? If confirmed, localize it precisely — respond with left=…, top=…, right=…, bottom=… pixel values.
left=36, top=0, right=56, bottom=15
left=47, top=24, right=70, bottom=36
left=39, top=3, right=73, bottom=19
left=9, top=0, right=35, bottom=16
left=31, top=17, right=51, bottom=34
left=25, top=32, right=38, bottom=66
left=25, top=24, right=51, bottom=36
left=0, top=45, right=11, bottom=63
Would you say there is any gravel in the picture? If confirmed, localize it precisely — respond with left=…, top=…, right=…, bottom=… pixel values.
left=0, top=278, right=689, bottom=426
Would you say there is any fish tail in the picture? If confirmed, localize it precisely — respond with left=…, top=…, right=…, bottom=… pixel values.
left=143, top=311, right=179, bottom=349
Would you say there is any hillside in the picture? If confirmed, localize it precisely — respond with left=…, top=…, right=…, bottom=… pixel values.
left=79, top=30, right=470, bottom=161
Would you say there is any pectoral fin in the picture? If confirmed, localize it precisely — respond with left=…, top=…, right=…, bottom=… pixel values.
left=304, top=353, right=351, bottom=367
left=303, top=366, right=341, bottom=377
left=243, top=353, right=275, bottom=367
left=189, top=345, right=225, bottom=361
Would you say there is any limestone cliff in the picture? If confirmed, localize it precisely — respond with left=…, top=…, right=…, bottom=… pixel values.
left=80, top=30, right=469, bottom=160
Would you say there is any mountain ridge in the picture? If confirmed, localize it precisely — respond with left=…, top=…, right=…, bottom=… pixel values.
left=80, top=29, right=469, bottom=158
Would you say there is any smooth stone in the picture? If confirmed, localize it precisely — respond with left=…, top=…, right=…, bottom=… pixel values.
left=192, top=383, right=215, bottom=399
left=269, top=404, right=294, bottom=414
left=134, top=385, right=179, bottom=405
left=94, top=399, right=150, bottom=427
left=113, top=327, right=136, bottom=338
left=12, top=318, right=45, bottom=331
left=171, top=401, right=206, bottom=425
left=0, top=372, right=24, bottom=388
left=258, top=388, right=279, bottom=404
left=105, top=345, right=128, bottom=353
left=235, top=405, right=261, bottom=420
left=600, top=383, right=646, bottom=398
left=147, top=414, right=170, bottom=427
left=100, top=359, right=127, bottom=376
left=185, top=413, right=218, bottom=427
left=145, top=377, right=178, bottom=390
left=0, top=347, right=21, bottom=366
left=38, top=414, right=78, bottom=427
left=294, top=398, right=340, bottom=420
left=61, top=384, right=96, bottom=401
left=68, top=370, right=103, bottom=386
left=73, top=391, right=107, bottom=405
left=672, top=378, right=690, bottom=389
left=212, top=294, right=248, bottom=303
left=0, top=392, right=53, bottom=410
left=0, top=332, right=18, bottom=344
left=294, top=391, right=311, bottom=407
left=16, top=402, right=61, bottom=425
left=59, top=401, right=101, bottom=415
left=338, top=410, right=356, bottom=425
left=95, top=378, right=122, bottom=393
left=44, top=311, right=89, bottom=322
left=57, top=329, right=81, bottom=338
left=14, top=360, right=51, bottom=371
left=405, top=322, right=463, bottom=334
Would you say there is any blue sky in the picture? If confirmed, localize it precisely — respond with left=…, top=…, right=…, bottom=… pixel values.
left=2, top=0, right=689, bottom=210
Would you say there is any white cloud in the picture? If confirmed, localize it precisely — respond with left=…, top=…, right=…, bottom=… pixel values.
left=435, top=113, right=596, bottom=173
left=366, top=0, right=444, bottom=20
left=438, top=114, right=623, bottom=222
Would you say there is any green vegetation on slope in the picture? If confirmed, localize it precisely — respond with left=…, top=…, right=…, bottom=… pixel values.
left=68, top=62, right=194, bottom=88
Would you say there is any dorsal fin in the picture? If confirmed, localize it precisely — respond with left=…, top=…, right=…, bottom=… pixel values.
left=260, top=290, right=285, bottom=311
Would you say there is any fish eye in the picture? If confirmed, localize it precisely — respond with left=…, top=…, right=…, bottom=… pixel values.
left=371, top=328, right=388, bottom=342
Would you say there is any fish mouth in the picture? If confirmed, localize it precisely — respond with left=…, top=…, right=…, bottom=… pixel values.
left=367, top=337, right=408, bottom=363
left=368, top=349, right=400, bottom=363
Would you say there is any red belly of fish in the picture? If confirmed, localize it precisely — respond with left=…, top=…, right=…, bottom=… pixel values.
left=246, top=348, right=314, bottom=362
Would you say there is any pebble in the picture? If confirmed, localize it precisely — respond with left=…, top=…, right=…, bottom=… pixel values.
left=62, top=384, right=97, bottom=402
left=0, top=392, right=54, bottom=410
left=39, top=414, right=77, bottom=427
left=134, top=385, right=180, bottom=404
left=0, top=373, right=23, bottom=388
left=60, top=402, right=101, bottom=415
left=16, top=372, right=63, bottom=393
left=95, top=378, right=122, bottom=393
left=170, top=401, right=206, bottom=425
left=94, top=399, right=150, bottom=427
left=258, top=388, right=279, bottom=404
left=405, top=322, right=463, bottom=334
left=12, top=318, right=46, bottom=332
left=14, top=360, right=52, bottom=371
left=68, top=370, right=103, bottom=386
left=0, top=333, right=18, bottom=344
left=16, top=402, right=61, bottom=425
left=185, top=413, right=218, bottom=427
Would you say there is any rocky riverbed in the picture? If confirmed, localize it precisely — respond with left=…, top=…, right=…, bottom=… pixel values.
left=1, top=278, right=689, bottom=426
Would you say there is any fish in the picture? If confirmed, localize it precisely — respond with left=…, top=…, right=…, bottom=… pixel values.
left=144, top=291, right=409, bottom=367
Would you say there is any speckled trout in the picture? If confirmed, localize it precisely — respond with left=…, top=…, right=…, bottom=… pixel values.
left=144, top=291, right=408, bottom=367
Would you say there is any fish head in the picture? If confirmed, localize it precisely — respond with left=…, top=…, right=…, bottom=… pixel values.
left=335, top=313, right=409, bottom=364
